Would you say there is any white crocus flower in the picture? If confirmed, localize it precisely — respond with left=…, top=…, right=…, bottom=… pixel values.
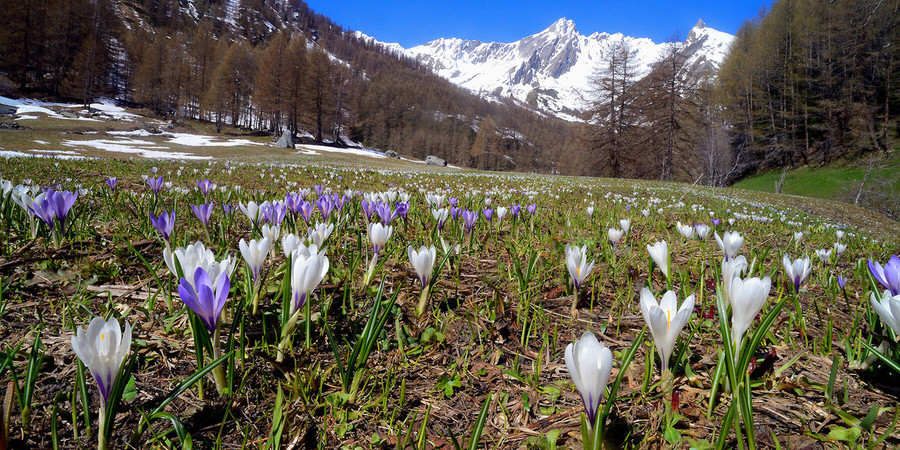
left=870, top=290, right=900, bottom=336
left=239, top=237, right=271, bottom=282
left=565, top=244, right=595, bottom=291
left=307, top=222, right=334, bottom=248
left=647, top=241, right=669, bottom=279
left=815, top=249, right=832, bottom=265
left=432, top=208, right=449, bottom=226
left=164, top=241, right=235, bottom=289
left=71, top=317, right=132, bottom=406
left=289, top=248, right=329, bottom=315
left=729, top=276, right=772, bottom=357
left=282, top=233, right=302, bottom=259
left=565, top=331, right=613, bottom=425
left=676, top=222, right=694, bottom=239
left=607, top=228, right=624, bottom=245
left=619, top=219, right=630, bottom=234
left=721, top=255, right=748, bottom=305
left=239, top=201, right=262, bottom=224
left=715, top=231, right=743, bottom=260
left=261, top=224, right=280, bottom=243
left=408, top=245, right=437, bottom=288
left=793, top=231, right=804, bottom=243
left=367, top=222, right=393, bottom=255
left=0, top=180, right=12, bottom=198
left=586, top=206, right=594, bottom=218
left=695, top=224, right=711, bottom=240
left=496, top=206, right=508, bottom=223
left=836, top=230, right=844, bottom=241
left=833, top=242, right=847, bottom=261
left=640, top=288, right=695, bottom=373
left=641, top=209, right=650, bottom=218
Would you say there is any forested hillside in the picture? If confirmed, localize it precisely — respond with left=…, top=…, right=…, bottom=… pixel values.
left=0, top=0, right=572, bottom=171
left=717, top=0, right=899, bottom=177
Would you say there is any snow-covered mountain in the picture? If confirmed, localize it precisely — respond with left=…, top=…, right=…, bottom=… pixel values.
left=396, top=18, right=733, bottom=121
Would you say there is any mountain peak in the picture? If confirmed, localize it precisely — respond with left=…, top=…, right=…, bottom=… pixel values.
left=545, top=18, right=577, bottom=35
left=694, top=18, right=706, bottom=30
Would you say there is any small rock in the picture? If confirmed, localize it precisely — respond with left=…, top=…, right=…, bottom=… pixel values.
left=425, top=155, right=447, bottom=166
left=275, top=131, right=295, bottom=149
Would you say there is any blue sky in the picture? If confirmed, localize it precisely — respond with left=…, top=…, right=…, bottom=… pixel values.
left=303, top=0, right=769, bottom=47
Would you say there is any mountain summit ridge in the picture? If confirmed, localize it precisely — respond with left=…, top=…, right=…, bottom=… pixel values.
left=391, top=18, right=733, bottom=120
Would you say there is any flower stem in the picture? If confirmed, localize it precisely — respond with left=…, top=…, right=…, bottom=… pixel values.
left=363, top=255, right=378, bottom=287
left=211, top=326, right=227, bottom=395
left=98, top=405, right=108, bottom=450
left=276, top=309, right=302, bottom=362
left=415, top=285, right=431, bottom=317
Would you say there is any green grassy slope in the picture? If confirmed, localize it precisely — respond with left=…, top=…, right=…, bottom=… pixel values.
left=734, top=153, right=900, bottom=201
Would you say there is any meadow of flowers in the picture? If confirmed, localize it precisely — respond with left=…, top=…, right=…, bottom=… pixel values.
left=0, top=156, right=898, bottom=449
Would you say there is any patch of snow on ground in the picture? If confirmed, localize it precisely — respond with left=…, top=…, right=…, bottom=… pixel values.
left=89, top=99, right=139, bottom=119
left=33, top=140, right=49, bottom=145
left=15, top=105, right=100, bottom=122
left=17, top=105, right=61, bottom=117
left=109, top=130, right=155, bottom=137
left=28, top=150, right=89, bottom=160
left=0, top=150, right=32, bottom=158
left=62, top=139, right=211, bottom=160
left=297, top=144, right=386, bottom=159
left=0, top=150, right=89, bottom=160
left=110, top=130, right=264, bottom=147
left=166, top=133, right=264, bottom=147
left=30, top=149, right=83, bottom=156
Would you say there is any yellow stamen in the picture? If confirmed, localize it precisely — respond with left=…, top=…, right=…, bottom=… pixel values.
left=667, top=311, right=671, bottom=329
left=100, top=333, right=105, bottom=340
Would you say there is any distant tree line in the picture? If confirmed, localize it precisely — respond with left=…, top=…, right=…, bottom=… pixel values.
left=578, top=0, right=898, bottom=185
left=717, top=0, right=899, bottom=178
left=0, top=0, right=571, bottom=172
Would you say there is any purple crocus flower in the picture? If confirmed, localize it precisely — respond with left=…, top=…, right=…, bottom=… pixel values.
left=147, top=176, right=164, bottom=195
left=510, top=204, right=522, bottom=218
left=461, top=209, right=478, bottom=233
left=28, top=195, right=55, bottom=227
left=333, top=193, right=349, bottom=211
left=285, top=192, right=302, bottom=215
left=105, top=177, right=117, bottom=191
left=47, top=189, right=78, bottom=231
left=196, top=179, right=214, bottom=197
left=837, top=275, right=846, bottom=290
left=626, top=204, right=632, bottom=212
left=298, top=200, right=315, bottom=225
left=263, top=201, right=287, bottom=226
left=482, top=208, right=493, bottom=222
left=526, top=203, right=537, bottom=216
left=177, top=267, right=230, bottom=336
left=317, top=196, right=334, bottom=221
left=869, top=256, right=900, bottom=296
left=450, top=206, right=461, bottom=221
left=395, top=201, right=409, bottom=219
left=191, top=202, right=214, bottom=226
left=361, top=200, right=377, bottom=221
left=448, top=197, right=458, bottom=207
left=313, top=185, right=324, bottom=196
left=375, top=201, right=396, bottom=224
left=711, top=219, right=721, bottom=226
left=149, top=210, right=175, bottom=243
left=222, top=203, right=235, bottom=216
